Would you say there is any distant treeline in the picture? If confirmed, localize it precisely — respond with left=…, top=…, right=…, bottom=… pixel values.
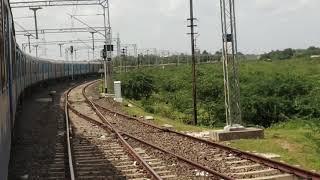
left=112, top=50, right=259, bottom=68
left=260, top=46, right=320, bottom=60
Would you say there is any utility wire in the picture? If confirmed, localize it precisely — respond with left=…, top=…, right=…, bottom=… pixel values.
left=67, top=13, right=106, bottom=38
left=14, top=20, right=36, bottom=38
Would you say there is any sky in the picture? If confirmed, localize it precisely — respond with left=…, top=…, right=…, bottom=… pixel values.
left=12, top=0, right=320, bottom=61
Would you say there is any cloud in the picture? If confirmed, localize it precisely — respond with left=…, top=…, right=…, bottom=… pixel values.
left=11, top=0, right=320, bottom=60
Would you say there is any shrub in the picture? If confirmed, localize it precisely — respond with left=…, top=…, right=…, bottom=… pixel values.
left=120, top=72, right=155, bottom=100
left=116, top=59, right=319, bottom=128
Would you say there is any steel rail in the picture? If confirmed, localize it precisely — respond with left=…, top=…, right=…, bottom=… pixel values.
left=122, top=133, right=233, bottom=180
left=67, top=100, right=231, bottom=180
left=75, top=81, right=163, bottom=180
left=88, top=82, right=320, bottom=179
left=81, top=80, right=233, bottom=179
left=64, top=87, right=77, bottom=180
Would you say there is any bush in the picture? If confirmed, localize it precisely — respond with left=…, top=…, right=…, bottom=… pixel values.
left=120, top=72, right=155, bottom=100
left=116, top=59, right=320, bottom=128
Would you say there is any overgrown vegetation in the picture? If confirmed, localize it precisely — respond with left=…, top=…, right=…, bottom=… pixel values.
left=116, top=57, right=320, bottom=128
left=230, top=119, right=320, bottom=170
left=120, top=72, right=155, bottom=100
left=260, top=46, right=320, bottom=60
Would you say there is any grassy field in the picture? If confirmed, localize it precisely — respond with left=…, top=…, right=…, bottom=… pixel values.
left=230, top=119, right=320, bottom=171
left=122, top=102, right=320, bottom=171
left=123, top=99, right=210, bottom=132
left=116, top=57, right=320, bottom=171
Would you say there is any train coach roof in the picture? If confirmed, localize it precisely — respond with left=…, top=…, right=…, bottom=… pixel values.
left=24, top=53, right=101, bottom=64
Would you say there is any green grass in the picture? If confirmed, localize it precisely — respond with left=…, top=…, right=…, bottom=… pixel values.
left=230, top=119, right=320, bottom=171
left=122, top=101, right=320, bottom=170
left=123, top=102, right=320, bottom=171
left=116, top=58, right=320, bottom=171
left=122, top=99, right=211, bottom=132
left=116, top=57, right=320, bottom=127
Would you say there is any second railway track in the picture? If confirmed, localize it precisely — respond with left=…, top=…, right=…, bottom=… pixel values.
left=65, top=81, right=220, bottom=179
left=81, top=80, right=320, bottom=180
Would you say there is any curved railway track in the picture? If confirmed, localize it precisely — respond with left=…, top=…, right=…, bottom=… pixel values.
left=65, top=81, right=221, bottom=179
left=82, top=80, right=320, bottom=180
left=65, top=83, right=162, bottom=179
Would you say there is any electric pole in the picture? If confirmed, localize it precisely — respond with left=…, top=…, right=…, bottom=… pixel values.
left=106, top=0, right=113, bottom=94
left=74, top=49, right=77, bottom=61
left=121, top=47, right=127, bottom=72
left=70, top=45, right=74, bottom=80
left=24, top=33, right=32, bottom=53
left=58, top=43, right=64, bottom=57
left=29, top=7, right=42, bottom=39
left=220, top=0, right=242, bottom=129
left=102, top=4, right=108, bottom=93
left=117, top=33, right=121, bottom=57
left=100, top=0, right=113, bottom=93
left=188, top=0, right=198, bottom=125
left=34, top=44, right=38, bottom=57
left=89, top=31, right=96, bottom=60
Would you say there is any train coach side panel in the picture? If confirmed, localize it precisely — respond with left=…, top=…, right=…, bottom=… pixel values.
left=0, top=92, right=11, bottom=180
left=0, top=0, right=12, bottom=177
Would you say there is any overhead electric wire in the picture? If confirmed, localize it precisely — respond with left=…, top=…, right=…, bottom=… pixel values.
left=14, top=21, right=36, bottom=38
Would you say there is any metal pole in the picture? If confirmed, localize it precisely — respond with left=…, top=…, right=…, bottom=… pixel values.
left=220, top=0, right=242, bottom=128
left=75, top=50, right=77, bottom=61
left=59, top=44, right=62, bottom=57
left=27, top=35, right=31, bottom=53
left=34, top=45, right=38, bottom=57
left=102, top=5, right=108, bottom=93
left=90, top=31, right=95, bottom=60
left=117, top=33, right=121, bottom=57
left=30, top=7, right=41, bottom=39
left=106, top=0, right=113, bottom=93
left=58, top=43, right=63, bottom=57
left=71, top=51, right=74, bottom=80
left=23, top=33, right=31, bottom=53
left=189, top=0, right=197, bottom=125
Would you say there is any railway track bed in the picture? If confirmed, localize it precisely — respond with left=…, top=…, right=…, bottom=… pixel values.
left=66, top=82, right=216, bottom=179
left=82, top=80, right=320, bottom=180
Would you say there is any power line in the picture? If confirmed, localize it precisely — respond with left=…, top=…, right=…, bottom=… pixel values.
left=14, top=21, right=36, bottom=38
left=15, top=27, right=108, bottom=35
left=10, top=0, right=103, bottom=8
left=20, top=38, right=117, bottom=46
left=68, top=13, right=106, bottom=38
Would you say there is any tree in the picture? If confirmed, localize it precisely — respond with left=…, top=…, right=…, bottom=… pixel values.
left=202, top=50, right=209, bottom=55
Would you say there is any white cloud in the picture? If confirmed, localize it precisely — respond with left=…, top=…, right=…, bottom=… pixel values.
left=11, top=0, right=320, bottom=59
